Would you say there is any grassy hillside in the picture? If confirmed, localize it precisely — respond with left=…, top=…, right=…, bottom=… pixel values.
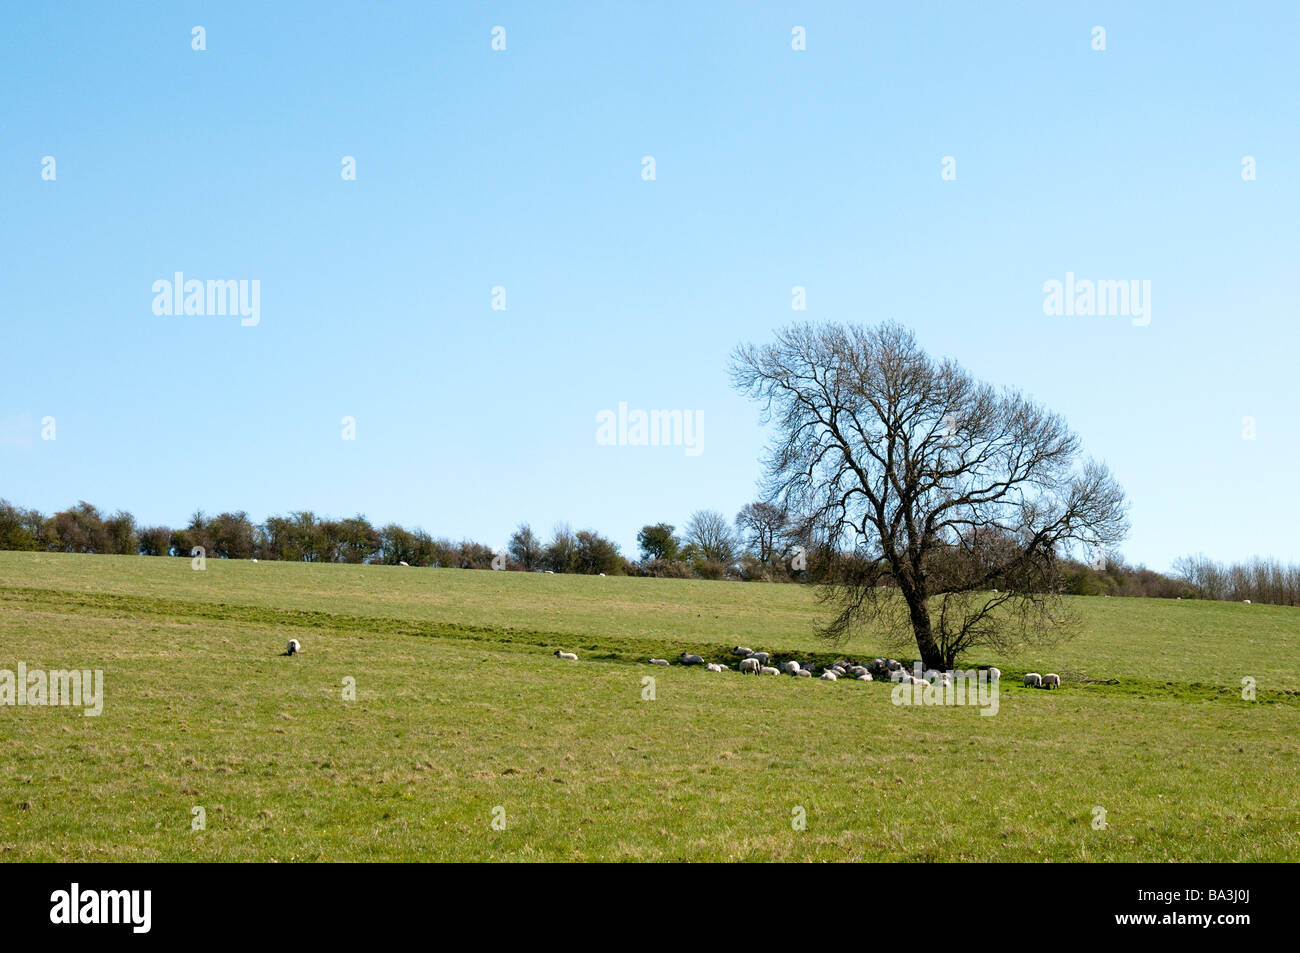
left=1, top=552, right=1296, bottom=861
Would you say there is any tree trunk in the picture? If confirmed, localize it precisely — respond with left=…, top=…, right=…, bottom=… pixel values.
left=905, top=591, right=944, bottom=670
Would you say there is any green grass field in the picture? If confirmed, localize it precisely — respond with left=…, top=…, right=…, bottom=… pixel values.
left=1, top=551, right=1297, bottom=861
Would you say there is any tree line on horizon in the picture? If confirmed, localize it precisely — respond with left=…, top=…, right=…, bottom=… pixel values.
left=1, top=496, right=1297, bottom=607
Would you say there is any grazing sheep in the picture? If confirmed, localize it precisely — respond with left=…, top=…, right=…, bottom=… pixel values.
left=759, top=666, right=779, bottom=675
left=554, top=650, right=578, bottom=661
left=750, top=651, right=771, bottom=665
left=1042, top=673, right=1061, bottom=689
left=820, top=671, right=838, bottom=681
left=286, top=638, right=300, bottom=656
left=679, top=653, right=704, bottom=666
left=705, top=663, right=725, bottom=672
left=1024, top=673, right=1042, bottom=688
left=849, top=665, right=870, bottom=678
left=732, top=646, right=753, bottom=657
left=986, top=667, right=1002, bottom=682
left=739, top=658, right=762, bottom=674
left=780, top=660, right=801, bottom=674
left=794, top=669, right=812, bottom=677
left=856, top=673, right=873, bottom=682
left=716, top=663, right=730, bottom=670
left=648, top=658, right=669, bottom=666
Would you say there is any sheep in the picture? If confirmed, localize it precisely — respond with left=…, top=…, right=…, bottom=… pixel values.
left=554, top=650, right=578, bottom=661
left=286, top=638, right=300, bottom=656
left=986, top=667, right=1002, bottom=682
left=849, top=665, right=870, bottom=678
left=648, top=658, right=669, bottom=666
left=794, top=669, right=812, bottom=677
left=716, top=663, right=730, bottom=670
left=250, top=558, right=258, bottom=563
left=750, top=651, right=771, bottom=665
left=780, top=660, right=801, bottom=674
left=1024, top=673, right=1042, bottom=688
left=833, top=659, right=850, bottom=669
left=732, top=646, right=753, bottom=657
left=739, top=658, right=762, bottom=674
left=760, top=666, right=780, bottom=675
left=705, top=663, right=725, bottom=672
left=1243, top=599, right=1252, bottom=605
left=856, top=674, right=872, bottom=681
left=679, top=653, right=704, bottom=666
left=1042, top=673, right=1061, bottom=689
left=398, top=561, right=409, bottom=567
left=820, top=671, right=838, bottom=681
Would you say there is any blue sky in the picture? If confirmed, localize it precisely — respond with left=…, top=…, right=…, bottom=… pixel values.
left=2, top=2, right=1297, bottom=571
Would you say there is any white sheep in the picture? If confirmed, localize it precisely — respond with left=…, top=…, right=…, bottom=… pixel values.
left=1243, top=599, right=1251, bottom=605
left=1042, top=673, right=1061, bottom=689
left=1024, top=672, right=1042, bottom=688
left=986, top=667, right=1001, bottom=682
left=820, top=671, right=838, bottom=681
left=732, top=646, right=753, bottom=656
left=251, top=558, right=258, bottom=563
left=679, top=653, right=704, bottom=666
left=856, top=673, right=873, bottom=681
left=286, top=638, right=300, bottom=656
left=739, top=658, right=762, bottom=674
left=780, top=660, right=801, bottom=674
left=398, top=561, right=409, bottom=567
left=750, top=651, right=771, bottom=665
left=705, top=663, right=724, bottom=672
left=760, top=666, right=780, bottom=675
left=648, top=658, right=669, bottom=666
left=554, top=650, right=578, bottom=661
left=849, top=665, right=870, bottom=678
left=794, top=669, right=812, bottom=677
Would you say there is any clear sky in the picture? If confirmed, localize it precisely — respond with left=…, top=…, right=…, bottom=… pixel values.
left=2, top=2, right=1297, bottom=571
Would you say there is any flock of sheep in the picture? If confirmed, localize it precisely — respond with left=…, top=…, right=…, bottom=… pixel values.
left=292, top=639, right=1059, bottom=690
left=557, top=645, right=1060, bottom=689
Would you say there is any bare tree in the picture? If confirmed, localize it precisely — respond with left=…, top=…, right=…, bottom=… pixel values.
left=732, top=321, right=1128, bottom=669
left=735, top=502, right=789, bottom=564
left=684, top=509, right=738, bottom=566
